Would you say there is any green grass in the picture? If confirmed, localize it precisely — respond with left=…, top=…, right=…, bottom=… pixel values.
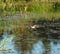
left=0, top=1, right=60, bottom=16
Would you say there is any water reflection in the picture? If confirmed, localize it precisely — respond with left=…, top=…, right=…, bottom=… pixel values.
left=43, top=39, right=51, bottom=54
left=0, top=30, right=60, bottom=54
left=50, top=41, right=60, bottom=54
left=32, top=40, right=44, bottom=54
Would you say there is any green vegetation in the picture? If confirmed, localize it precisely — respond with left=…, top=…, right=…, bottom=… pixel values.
left=0, top=0, right=60, bottom=32
left=0, top=0, right=60, bottom=16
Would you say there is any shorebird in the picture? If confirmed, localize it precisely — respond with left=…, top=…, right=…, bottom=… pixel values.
left=30, top=25, right=40, bottom=29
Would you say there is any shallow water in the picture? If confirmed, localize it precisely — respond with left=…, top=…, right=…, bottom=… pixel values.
left=0, top=19, right=60, bottom=54
left=0, top=32, right=60, bottom=54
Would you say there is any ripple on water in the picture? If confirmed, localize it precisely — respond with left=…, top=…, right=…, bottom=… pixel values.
left=0, top=32, right=60, bottom=54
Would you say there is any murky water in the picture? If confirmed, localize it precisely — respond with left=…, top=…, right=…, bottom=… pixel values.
left=0, top=19, right=60, bottom=54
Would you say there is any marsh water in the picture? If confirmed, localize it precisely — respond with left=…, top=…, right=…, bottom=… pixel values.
left=0, top=17, right=60, bottom=54
left=0, top=32, right=60, bottom=54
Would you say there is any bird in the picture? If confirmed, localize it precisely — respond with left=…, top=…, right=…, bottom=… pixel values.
left=30, top=25, right=40, bottom=29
